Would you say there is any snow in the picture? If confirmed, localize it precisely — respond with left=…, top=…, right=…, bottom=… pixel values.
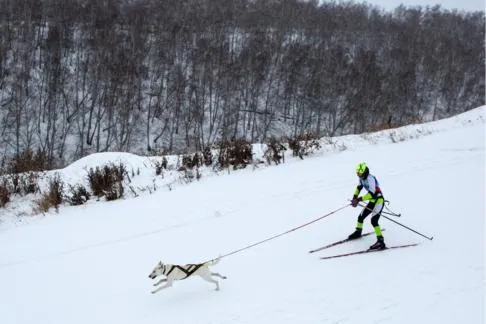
left=0, top=106, right=484, bottom=324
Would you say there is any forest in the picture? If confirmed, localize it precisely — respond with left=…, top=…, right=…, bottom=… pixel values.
left=0, top=0, right=484, bottom=169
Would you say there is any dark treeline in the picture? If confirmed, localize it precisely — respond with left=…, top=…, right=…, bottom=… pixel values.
left=0, top=0, right=484, bottom=167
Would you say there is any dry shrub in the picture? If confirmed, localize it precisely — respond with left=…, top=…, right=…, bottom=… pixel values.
left=24, top=173, right=39, bottom=194
left=16, top=173, right=39, bottom=195
left=0, top=156, right=7, bottom=175
left=287, top=132, right=321, bottom=159
left=9, top=148, right=54, bottom=174
left=369, top=115, right=423, bottom=132
left=153, top=156, right=168, bottom=176
left=67, top=184, right=91, bottom=206
left=34, top=174, right=64, bottom=213
left=154, top=160, right=166, bottom=176
left=179, top=149, right=214, bottom=171
left=368, top=116, right=394, bottom=132
left=178, top=152, right=206, bottom=171
left=161, top=157, right=168, bottom=169
left=178, top=155, right=194, bottom=171
left=202, top=147, right=213, bottom=166
left=191, top=152, right=203, bottom=168
left=105, top=182, right=124, bottom=201
left=35, top=194, right=52, bottom=213
left=179, top=168, right=200, bottom=184
left=217, top=138, right=253, bottom=170
left=0, top=172, right=39, bottom=197
left=369, top=122, right=394, bottom=132
left=176, top=153, right=203, bottom=183
left=0, top=184, right=10, bottom=207
left=87, top=163, right=125, bottom=200
left=264, top=137, right=287, bottom=165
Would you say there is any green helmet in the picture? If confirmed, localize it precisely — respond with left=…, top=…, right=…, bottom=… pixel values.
left=355, top=162, right=368, bottom=176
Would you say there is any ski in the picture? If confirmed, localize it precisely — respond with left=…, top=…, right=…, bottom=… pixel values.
left=320, top=243, right=419, bottom=260
left=309, top=229, right=385, bottom=254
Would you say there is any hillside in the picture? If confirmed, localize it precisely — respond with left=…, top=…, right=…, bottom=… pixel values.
left=0, top=107, right=484, bottom=324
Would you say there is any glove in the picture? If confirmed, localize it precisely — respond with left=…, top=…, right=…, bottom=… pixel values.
left=351, top=196, right=362, bottom=207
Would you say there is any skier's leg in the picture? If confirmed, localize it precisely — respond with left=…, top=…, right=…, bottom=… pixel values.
left=348, top=202, right=375, bottom=239
left=370, top=199, right=386, bottom=249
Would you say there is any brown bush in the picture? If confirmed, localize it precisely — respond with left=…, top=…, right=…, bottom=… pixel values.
left=9, top=175, right=20, bottom=194
left=87, top=163, right=125, bottom=200
left=287, top=132, right=321, bottom=159
left=177, top=152, right=205, bottom=171
left=180, top=155, right=195, bottom=170
left=202, top=147, right=213, bottom=166
left=368, top=115, right=423, bottom=133
left=105, top=182, right=124, bottom=201
left=0, top=185, right=10, bottom=207
left=24, top=173, right=39, bottom=194
left=153, top=156, right=168, bottom=175
left=217, top=138, right=253, bottom=170
left=15, top=173, right=39, bottom=195
left=0, top=156, right=7, bottom=175
left=0, top=173, right=39, bottom=197
left=48, top=175, right=63, bottom=208
left=35, top=194, right=52, bottom=213
left=264, top=137, right=287, bottom=165
left=191, top=152, right=203, bottom=168
left=34, top=174, right=64, bottom=213
left=369, top=122, right=393, bottom=132
left=9, top=148, right=54, bottom=174
left=154, top=160, right=165, bottom=176
left=67, top=185, right=91, bottom=206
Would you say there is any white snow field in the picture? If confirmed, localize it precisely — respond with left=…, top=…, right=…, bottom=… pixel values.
left=0, top=107, right=484, bottom=324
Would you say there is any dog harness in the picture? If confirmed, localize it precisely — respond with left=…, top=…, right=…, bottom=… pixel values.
left=164, top=263, right=204, bottom=279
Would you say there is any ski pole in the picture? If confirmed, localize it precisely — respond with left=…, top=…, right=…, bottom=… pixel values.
left=381, top=214, right=434, bottom=240
left=355, top=201, right=432, bottom=240
left=355, top=201, right=400, bottom=217
left=383, top=201, right=401, bottom=217
left=381, top=210, right=401, bottom=217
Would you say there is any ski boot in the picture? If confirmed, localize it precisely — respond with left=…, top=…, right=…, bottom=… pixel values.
left=347, top=228, right=362, bottom=240
left=369, top=236, right=386, bottom=250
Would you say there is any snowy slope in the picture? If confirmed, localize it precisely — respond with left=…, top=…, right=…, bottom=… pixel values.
left=0, top=107, right=484, bottom=324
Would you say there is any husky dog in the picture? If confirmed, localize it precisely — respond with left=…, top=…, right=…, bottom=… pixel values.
left=148, top=258, right=227, bottom=293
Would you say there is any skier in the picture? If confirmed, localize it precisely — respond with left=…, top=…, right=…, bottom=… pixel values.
left=348, top=162, right=386, bottom=250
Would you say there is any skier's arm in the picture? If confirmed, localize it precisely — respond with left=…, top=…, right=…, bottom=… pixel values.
left=353, top=185, right=363, bottom=198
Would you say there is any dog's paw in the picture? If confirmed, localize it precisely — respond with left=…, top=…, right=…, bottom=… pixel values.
left=151, top=290, right=156, bottom=294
